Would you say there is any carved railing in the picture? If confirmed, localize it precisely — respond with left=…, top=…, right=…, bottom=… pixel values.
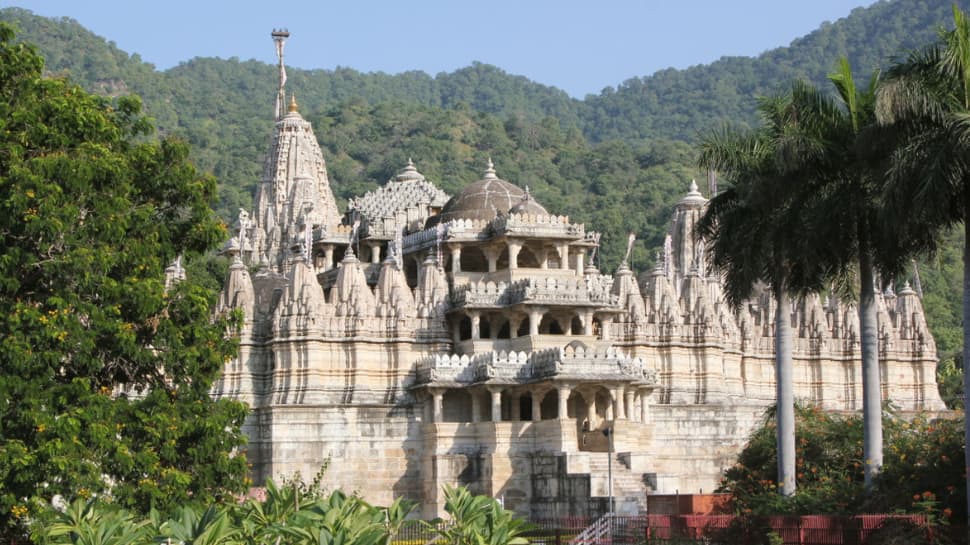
left=489, top=213, right=584, bottom=237
left=413, top=346, right=657, bottom=386
left=451, top=276, right=620, bottom=308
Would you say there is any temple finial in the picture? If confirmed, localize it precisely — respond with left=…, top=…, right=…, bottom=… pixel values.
left=484, top=157, right=497, bottom=180
left=271, top=29, right=290, bottom=121
left=289, top=94, right=298, bottom=113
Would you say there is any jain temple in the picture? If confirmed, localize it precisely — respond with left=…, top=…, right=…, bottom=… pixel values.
left=206, top=32, right=946, bottom=518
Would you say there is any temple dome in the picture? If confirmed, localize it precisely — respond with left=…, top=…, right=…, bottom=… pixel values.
left=508, top=188, right=548, bottom=216
left=429, top=160, right=532, bottom=225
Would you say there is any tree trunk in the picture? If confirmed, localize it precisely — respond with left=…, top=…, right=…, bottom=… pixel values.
left=859, top=237, right=883, bottom=490
left=775, top=282, right=796, bottom=496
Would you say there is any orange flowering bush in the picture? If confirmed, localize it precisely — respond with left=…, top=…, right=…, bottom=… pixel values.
left=718, top=404, right=965, bottom=523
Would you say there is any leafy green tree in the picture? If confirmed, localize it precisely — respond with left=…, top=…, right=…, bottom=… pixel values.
left=0, top=23, right=247, bottom=540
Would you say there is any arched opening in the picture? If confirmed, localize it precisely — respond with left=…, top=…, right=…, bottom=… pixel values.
left=477, top=392, right=491, bottom=422
left=442, top=389, right=473, bottom=422
left=547, top=248, right=560, bottom=269
left=460, top=246, right=488, bottom=272
left=459, top=316, right=472, bottom=340
left=519, top=393, right=533, bottom=421
left=517, top=319, right=530, bottom=337
left=497, top=321, right=511, bottom=339
left=540, top=315, right=564, bottom=335
left=571, top=316, right=583, bottom=335
left=496, top=247, right=510, bottom=270
left=592, top=317, right=603, bottom=337
left=517, top=246, right=541, bottom=268
left=480, top=318, right=491, bottom=339
left=540, top=390, right=558, bottom=420
left=405, top=257, right=419, bottom=287
left=578, top=386, right=614, bottom=452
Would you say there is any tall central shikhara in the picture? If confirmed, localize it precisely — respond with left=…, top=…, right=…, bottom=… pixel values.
left=272, top=29, right=290, bottom=121
left=231, top=29, right=341, bottom=272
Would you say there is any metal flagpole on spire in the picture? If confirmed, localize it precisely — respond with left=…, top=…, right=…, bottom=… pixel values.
left=272, top=29, right=290, bottom=120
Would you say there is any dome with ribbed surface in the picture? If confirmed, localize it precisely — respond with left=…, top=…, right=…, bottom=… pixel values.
left=429, top=160, right=528, bottom=225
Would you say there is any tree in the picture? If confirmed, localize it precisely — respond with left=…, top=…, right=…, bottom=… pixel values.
left=780, top=60, right=897, bottom=490
left=876, top=5, right=970, bottom=529
left=0, top=24, right=247, bottom=540
left=697, top=93, right=831, bottom=496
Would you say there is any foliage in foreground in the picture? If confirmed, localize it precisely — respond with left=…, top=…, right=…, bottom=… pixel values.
left=0, top=22, right=247, bottom=540
left=718, top=405, right=965, bottom=524
left=27, top=483, right=530, bottom=545
left=427, top=485, right=532, bottom=545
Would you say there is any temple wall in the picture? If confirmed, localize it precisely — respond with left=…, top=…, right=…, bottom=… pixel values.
left=250, top=404, right=423, bottom=505
left=647, top=404, right=766, bottom=495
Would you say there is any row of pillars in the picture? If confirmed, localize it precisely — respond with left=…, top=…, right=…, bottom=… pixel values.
left=448, top=240, right=587, bottom=274
left=426, top=384, right=651, bottom=424
left=455, top=310, right=612, bottom=341
left=313, top=239, right=592, bottom=277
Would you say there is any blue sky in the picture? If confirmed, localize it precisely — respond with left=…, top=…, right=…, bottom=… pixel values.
left=10, top=0, right=876, bottom=98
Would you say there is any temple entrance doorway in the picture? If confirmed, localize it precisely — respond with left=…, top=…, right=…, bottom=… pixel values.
left=575, top=385, right=613, bottom=452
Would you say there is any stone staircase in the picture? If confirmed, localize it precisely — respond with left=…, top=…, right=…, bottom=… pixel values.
left=587, top=452, right=647, bottom=515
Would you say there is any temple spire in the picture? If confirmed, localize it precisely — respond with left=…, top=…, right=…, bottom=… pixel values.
left=272, top=28, right=290, bottom=121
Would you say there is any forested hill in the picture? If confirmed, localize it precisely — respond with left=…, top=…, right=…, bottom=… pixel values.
left=584, top=0, right=970, bottom=141
left=3, top=1, right=969, bottom=145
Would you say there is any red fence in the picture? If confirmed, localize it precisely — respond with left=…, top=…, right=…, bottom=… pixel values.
left=397, top=514, right=963, bottom=545
left=641, top=513, right=950, bottom=544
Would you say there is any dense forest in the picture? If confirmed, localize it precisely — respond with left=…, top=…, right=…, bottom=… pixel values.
left=0, top=0, right=966, bottom=360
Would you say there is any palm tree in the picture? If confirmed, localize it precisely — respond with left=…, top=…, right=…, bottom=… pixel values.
left=782, top=60, right=893, bottom=490
left=877, top=5, right=970, bottom=526
left=698, top=93, right=831, bottom=496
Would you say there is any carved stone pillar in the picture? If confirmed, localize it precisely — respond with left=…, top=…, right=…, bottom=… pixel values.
left=639, top=389, right=651, bottom=422
left=611, top=387, right=625, bottom=420
left=430, top=388, right=444, bottom=423
left=508, top=240, right=521, bottom=270
left=450, top=245, right=462, bottom=274
left=586, top=397, right=596, bottom=426
left=576, top=249, right=585, bottom=275
left=531, top=389, right=544, bottom=421
left=583, top=311, right=594, bottom=336
left=452, top=320, right=461, bottom=343
left=488, top=387, right=503, bottom=422
left=624, top=389, right=636, bottom=422
left=323, top=245, right=335, bottom=272
left=370, top=242, right=381, bottom=264
left=529, top=309, right=542, bottom=336
left=601, top=315, right=613, bottom=340
left=469, top=311, right=481, bottom=340
left=559, top=243, right=570, bottom=270
left=484, top=247, right=499, bottom=273
left=509, top=316, right=522, bottom=339
left=538, top=247, right=549, bottom=270
left=557, top=384, right=570, bottom=420
left=471, top=391, right=482, bottom=423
